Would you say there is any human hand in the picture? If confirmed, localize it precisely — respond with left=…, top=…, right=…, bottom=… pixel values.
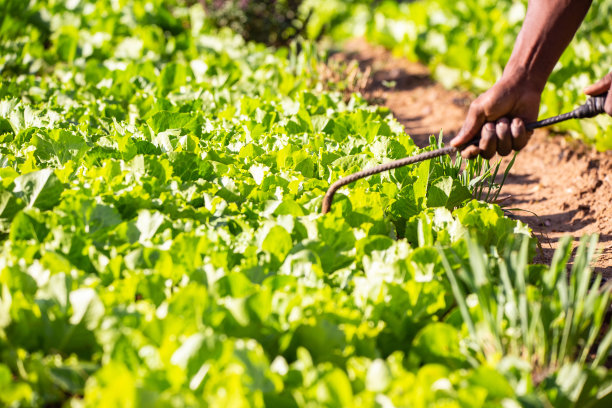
left=583, top=72, right=612, bottom=116
left=451, top=75, right=542, bottom=159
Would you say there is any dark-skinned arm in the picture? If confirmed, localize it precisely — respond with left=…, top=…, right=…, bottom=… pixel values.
left=451, top=0, right=594, bottom=159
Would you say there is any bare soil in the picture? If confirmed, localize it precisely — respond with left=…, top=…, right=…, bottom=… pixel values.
left=332, top=38, right=612, bottom=274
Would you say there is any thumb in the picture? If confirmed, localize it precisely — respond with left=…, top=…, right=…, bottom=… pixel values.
left=583, top=72, right=612, bottom=95
left=451, top=103, right=485, bottom=148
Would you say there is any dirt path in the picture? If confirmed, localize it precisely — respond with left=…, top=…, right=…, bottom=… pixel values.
left=333, top=38, right=612, bottom=274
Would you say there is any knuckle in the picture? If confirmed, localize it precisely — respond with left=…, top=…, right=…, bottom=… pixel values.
left=470, top=99, right=481, bottom=110
left=483, top=122, right=496, bottom=133
left=469, top=101, right=485, bottom=117
left=496, top=117, right=510, bottom=125
left=496, top=122, right=511, bottom=138
left=482, top=106, right=495, bottom=118
left=480, top=92, right=495, bottom=106
left=510, top=121, right=524, bottom=137
left=511, top=117, right=524, bottom=128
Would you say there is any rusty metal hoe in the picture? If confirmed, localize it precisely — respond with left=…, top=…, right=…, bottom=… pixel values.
left=321, top=92, right=608, bottom=214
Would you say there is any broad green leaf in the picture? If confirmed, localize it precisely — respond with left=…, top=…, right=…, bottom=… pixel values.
left=413, top=159, right=430, bottom=200
left=427, top=176, right=453, bottom=208
left=317, top=369, right=354, bottom=407
left=262, top=225, right=293, bottom=262
left=467, top=366, right=514, bottom=400
left=389, top=185, right=419, bottom=219
left=0, top=189, right=23, bottom=219
left=135, top=210, right=165, bottom=242
left=413, top=323, right=464, bottom=368
left=427, top=176, right=472, bottom=209
left=31, top=129, right=88, bottom=165
left=13, top=169, right=64, bottom=210
left=0, top=117, right=14, bottom=139
left=148, top=111, right=202, bottom=136
left=9, top=210, right=48, bottom=242
left=158, top=62, right=189, bottom=95
left=55, top=26, right=79, bottom=62
left=69, top=288, right=104, bottom=330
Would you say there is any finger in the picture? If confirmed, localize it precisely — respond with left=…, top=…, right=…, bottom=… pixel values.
left=479, top=122, right=497, bottom=160
left=495, top=117, right=512, bottom=156
left=510, top=117, right=530, bottom=151
left=606, top=90, right=612, bottom=116
left=584, top=72, right=612, bottom=95
left=461, top=145, right=480, bottom=159
left=452, top=101, right=485, bottom=148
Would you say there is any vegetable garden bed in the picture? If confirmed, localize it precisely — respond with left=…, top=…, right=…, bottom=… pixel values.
left=0, top=1, right=611, bottom=407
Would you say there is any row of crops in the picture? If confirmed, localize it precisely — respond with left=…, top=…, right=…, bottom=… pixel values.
left=0, top=0, right=611, bottom=407
left=309, top=0, right=612, bottom=150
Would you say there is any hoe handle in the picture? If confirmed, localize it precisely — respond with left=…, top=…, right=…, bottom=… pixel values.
left=526, top=92, right=607, bottom=130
